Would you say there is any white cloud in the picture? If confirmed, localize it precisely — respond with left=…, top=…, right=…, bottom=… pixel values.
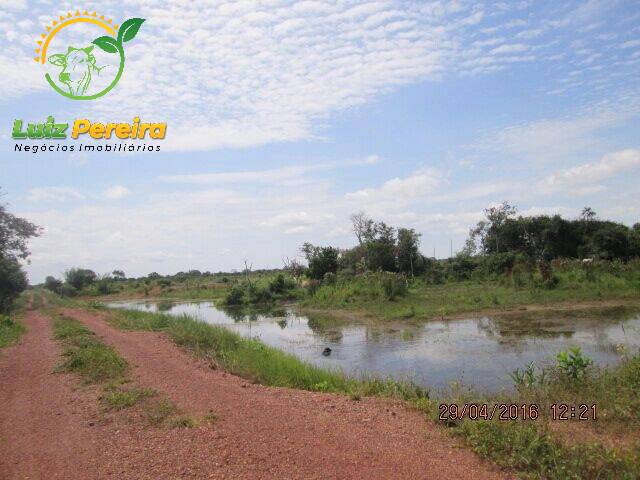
left=538, top=149, right=640, bottom=194
left=2, top=1, right=559, bottom=151
left=26, top=187, right=85, bottom=202
left=103, top=185, right=131, bottom=199
left=477, top=94, right=640, bottom=161
left=158, top=155, right=379, bottom=185
left=345, top=167, right=442, bottom=204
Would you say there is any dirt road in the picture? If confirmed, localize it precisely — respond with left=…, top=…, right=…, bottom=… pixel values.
left=0, top=307, right=511, bottom=479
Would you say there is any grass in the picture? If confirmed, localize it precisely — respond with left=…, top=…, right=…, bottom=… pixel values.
left=53, top=316, right=128, bottom=384
left=108, top=307, right=427, bottom=401
left=302, top=267, right=640, bottom=322
left=0, top=291, right=32, bottom=348
left=51, top=313, right=202, bottom=428
left=100, top=386, right=155, bottom=411
left=432, top=352, right=640, bottom=479
left=0, top=314, right=25, bottom=348
left=454, top=421, right=638, bottom=480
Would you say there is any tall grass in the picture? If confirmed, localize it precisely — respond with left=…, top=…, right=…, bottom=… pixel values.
left=0, top=314, right=25, bottom=348
left=108, top=308, right=427, bottom=399
left=434, top=352, right=640, bottom=479
left=0, top=291, right=31, bottom=348
left=303, top=262, right=640, bottom=321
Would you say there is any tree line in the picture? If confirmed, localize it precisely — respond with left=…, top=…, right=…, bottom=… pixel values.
left=299, top=205, right=640, bottom=283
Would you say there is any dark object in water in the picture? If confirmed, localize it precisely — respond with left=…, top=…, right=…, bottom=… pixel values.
left=322, top=347, right=332, bottom=356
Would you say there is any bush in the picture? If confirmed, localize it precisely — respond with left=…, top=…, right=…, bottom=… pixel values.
left=96, top=279, right=113, bottom=295
left=0, top=256, right=28, bottom=313
left=64, top=268, right=97, bottom=290
left=268, top=274, right=295, bottom=294
left=223, top=285, right=245, bottom=305
left=423, top=259, right=445, bottom=284
left=557, top=347, right=592, bottom=380
left=323, top=272, right=337, bottom=285
left=246, top=284, right=273, bottom=304
left=379, top=272, right=407, bottom=300
left=44, top=276, right=63, bottom=294
left=59, top=283, right=78, bottom=297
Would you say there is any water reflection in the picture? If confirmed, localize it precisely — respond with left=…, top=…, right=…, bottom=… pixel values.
left=107, top=300, right=640, bottom=392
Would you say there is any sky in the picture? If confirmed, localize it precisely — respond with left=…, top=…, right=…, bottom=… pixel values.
left=1, top=0, right=639, bottom=283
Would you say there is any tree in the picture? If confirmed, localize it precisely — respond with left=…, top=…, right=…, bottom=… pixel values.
left=301, top=243, right=339, bottom=280
left=0, top=256, right=28, bottom=313
left=350, top=212, right=375, bottom=245
left=283, top=257, right=306, bottom=283
left=0, top=198, right=41, bottom=261
left=64, top=268, right=97, bottom=290
left=112, top=270, right=125, bottom=280
left=0, top=191, right=40, bottom=312
left=396, top=228, right=421, bottom=276
left=581, top=207, right=597, bottom=222
left=44, top=276, right=63, bottom=294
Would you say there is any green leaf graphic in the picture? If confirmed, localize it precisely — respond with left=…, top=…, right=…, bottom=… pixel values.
left=92, top=36, right=119, bottom=53
left=118, top=18, right=145, bottom=44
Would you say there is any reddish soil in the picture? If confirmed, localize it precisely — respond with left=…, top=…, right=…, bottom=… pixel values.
left=0, top=307, right=512, bottom=479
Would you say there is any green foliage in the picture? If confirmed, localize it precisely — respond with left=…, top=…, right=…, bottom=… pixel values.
left=455, top=420, right=638, bottom=479
left=223, top=285, right=245, bottom=305
left=442, top=352, right=640, bottom=479
left=0, top=313, right=25, bottom=348
left=100, top=387, right=154, bottom=411
left=396, top=228, right=422, bottom=275
left=59, top=283, right=78, bottom=297
left=510, top=361, right=545, bottom=389
left=44, top=276, right=63, bottom=294
left=302, top=243, right=339, bottom=280
left=53, top=316, right=128, bottom=384
left=468, top=203, right=640, bottom=261
left=64, top=268, right=97, bottom=291
left=223, top=274, right=297, bottom=306
left=0, top=256, right=28, bottom=313
left=556, top=347, right=593, bottom=380
left=96, top=277, right=114, bottom=295
left=306, top=271, right=409, bottom=305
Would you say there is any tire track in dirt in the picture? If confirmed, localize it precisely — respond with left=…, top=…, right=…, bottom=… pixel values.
left=59, top=307, right=512, bottom=480
left=0, top=310, right=102, bottom=479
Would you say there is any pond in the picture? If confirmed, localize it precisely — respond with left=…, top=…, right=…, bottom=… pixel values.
left=107, top=300, right=640, bottom=392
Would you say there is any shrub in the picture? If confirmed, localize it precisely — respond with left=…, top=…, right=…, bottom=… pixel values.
left=379, top=272, right=407, bottom=300
left=0, top=256, right=28, bottom=313
left=557, top=347, right=593, bottom=380
left=44, top=276, right=63, bottom=294
left=323, top=272, right=337, bottom=285
left=268, top=274, right=295, bottom=294
left=59, top=283, right=78, bottom=297
left=223, top=285, right=245, bottom=305
left=64, top=268, right=97, bottom=290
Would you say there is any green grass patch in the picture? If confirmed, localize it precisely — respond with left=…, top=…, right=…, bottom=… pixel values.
left=302, top=264, right=640, bottom=321
left=0, top=314, right=25, bottom=348
left=100, top=386, right=155, bottom=411
left=455, top=420, right=638, bottom=480
left=53, top=315, right=128, bottom=384
left=433, top=352, right=640, bottom=479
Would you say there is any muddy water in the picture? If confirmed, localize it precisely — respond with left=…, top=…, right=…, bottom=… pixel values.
left=107, top=300, right=640, bottom=391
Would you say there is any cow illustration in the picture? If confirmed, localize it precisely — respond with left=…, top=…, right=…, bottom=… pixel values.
left=48, top=46, right=104, bottom=96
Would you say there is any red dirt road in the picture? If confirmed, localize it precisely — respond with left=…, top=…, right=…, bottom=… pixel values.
left=0, top=308, right=512, bottom=479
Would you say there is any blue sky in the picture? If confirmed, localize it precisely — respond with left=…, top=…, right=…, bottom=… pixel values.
left=1, top=0, right=639, bottom=283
